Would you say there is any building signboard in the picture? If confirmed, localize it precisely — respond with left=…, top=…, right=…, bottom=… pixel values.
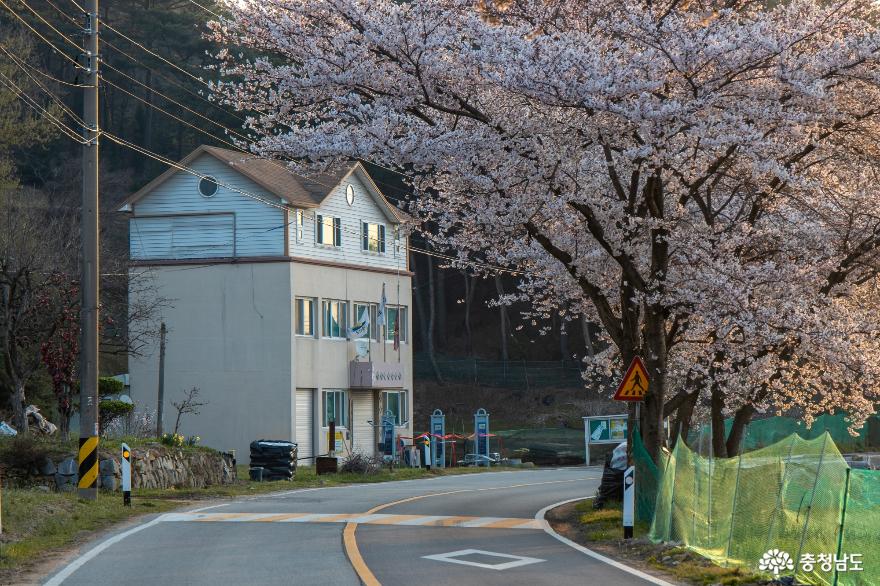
left=350, top=361, right=404, bottom=389
left=430, top=409, right=445, bottom=468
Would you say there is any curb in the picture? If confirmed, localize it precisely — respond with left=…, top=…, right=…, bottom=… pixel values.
left=535, top=497, right=677, bottom=586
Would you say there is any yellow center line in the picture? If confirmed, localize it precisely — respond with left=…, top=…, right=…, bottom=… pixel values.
left=418, top=516, right=476, bottom=527
left=342, top=477, right=587, bottom=586
left=253, top=513, right=310, bottom=523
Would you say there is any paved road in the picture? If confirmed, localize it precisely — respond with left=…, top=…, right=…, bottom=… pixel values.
left=43, top=467, right=667, bottom=586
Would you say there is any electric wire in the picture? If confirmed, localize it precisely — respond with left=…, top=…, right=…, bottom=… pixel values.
left=0, top=0, right=83, bottom=69
left=0, top=70, right=87, bottom=143
left=14, top=0, right=81, bottom=50
left=0, top=41, right=86, bottom=125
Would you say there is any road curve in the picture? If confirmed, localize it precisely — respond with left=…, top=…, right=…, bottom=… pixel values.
left=42, top=467, right=666, bottom=586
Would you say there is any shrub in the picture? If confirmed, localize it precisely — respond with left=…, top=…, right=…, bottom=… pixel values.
left=98, top=377, right=124, bottom=397
left=0, top=435, right=68, bottom=477
left=98, top=400, right=134, bottom=435
left=340, top=452, right=381, bottom=475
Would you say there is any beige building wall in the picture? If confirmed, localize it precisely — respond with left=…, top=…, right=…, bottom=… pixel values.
left=129, top=262, right=295, bottom=462
left=292, top=262, right=413, bottom=458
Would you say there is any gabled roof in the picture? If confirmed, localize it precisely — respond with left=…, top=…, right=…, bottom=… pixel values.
left=118, top=145, right=405, bottom=223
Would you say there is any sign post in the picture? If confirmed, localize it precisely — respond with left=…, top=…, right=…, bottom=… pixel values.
left=328, top=420, right=337, bottom=458
left=613, top=356, right=649, bottom=539
left=381, top=410, right=396, bottom=463
left=430, top=409, right=445, bottom=468
left=583, top=415, right=628, bottom=466
left=474, top=408, right=490, bottom=466
left=121, top=443, right=132, bottom=507
left=622, top=465, right=635, bottom=539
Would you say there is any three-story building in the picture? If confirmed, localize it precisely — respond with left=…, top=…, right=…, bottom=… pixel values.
left=121, top=145, right=413, bottom=464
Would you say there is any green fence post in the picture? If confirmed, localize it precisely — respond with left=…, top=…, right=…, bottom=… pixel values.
left=795, top=433, right=830, bottom=581
left=833, top=467, right=851, bottom=586
left=725, top=429, right=746, bottom=567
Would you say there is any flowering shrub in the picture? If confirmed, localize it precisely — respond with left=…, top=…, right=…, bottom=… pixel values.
left=160, top=433, right=185, bottom=447
left=186, top=435, right=200, bottom=446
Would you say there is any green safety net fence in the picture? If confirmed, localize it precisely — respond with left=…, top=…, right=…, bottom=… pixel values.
left=633, top=428, right=660, bottom=523
left=650, top=432, right=879, bottom=585
left=689, top=413, right=880, bottom=452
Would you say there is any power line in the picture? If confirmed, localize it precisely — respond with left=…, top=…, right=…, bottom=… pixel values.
left=0, top=41, right=86, bottom=125
left=0, top=69, right=86, bottom=143
left=0, top=0, right=83, bottom=69
left=101, top=61, right=251, bottom=142
left=185, top=0, right=222, bottom=19
left=14, top=0, right=81, bottom=50
left=100, top=76, right=246, bottom=150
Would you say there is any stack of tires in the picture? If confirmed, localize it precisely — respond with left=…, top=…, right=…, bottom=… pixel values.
left=249, top=440, right=297, bottom=481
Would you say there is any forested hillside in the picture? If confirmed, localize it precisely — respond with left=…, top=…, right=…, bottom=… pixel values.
left=0, top=0, right=596, bottom=426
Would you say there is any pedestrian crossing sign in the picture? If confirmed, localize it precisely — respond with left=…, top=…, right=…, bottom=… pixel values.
left=613, top=356, right=649, bottom=401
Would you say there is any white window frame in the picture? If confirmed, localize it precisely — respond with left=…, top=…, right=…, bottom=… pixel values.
left=352, top=302, right=378, bottom=340
left=295, top=210, right=304, bottom=242
left=384, top=305, right=408, bottom=343
left=316, top=214, right=342, bottom=247
left=322, top=299, right=348, bottom=339
left=295, top=297, right=316, bottom=337
left=322, top=389, right=349, bottom=428
left=361, top=221, right=386, bottom=254
left=383, top=390, right=408, bottom=426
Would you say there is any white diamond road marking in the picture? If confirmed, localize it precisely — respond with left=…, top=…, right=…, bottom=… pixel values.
left=422, top=549, right=546, bottom=571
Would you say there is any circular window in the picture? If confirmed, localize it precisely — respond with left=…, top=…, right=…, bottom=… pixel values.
left=198, top=176, right=218, bottom=198
left=346, top=184, right=355, bottom=206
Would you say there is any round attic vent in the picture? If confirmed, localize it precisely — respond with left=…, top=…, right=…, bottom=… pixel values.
left=198, top=176, right=218, bottom=198
left=346, top=184, right=355, bottom=206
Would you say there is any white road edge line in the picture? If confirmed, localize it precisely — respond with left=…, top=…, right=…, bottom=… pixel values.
left=188, top=503, right=230, bottom=513
left=43, top=515, right=168, bottom=586
left=535, top=497, right=677, bottom=586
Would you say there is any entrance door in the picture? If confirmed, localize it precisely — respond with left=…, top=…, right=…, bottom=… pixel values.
left=295, top=389, right=314, bottom=465
left=351, top=391, right=375, bottom=457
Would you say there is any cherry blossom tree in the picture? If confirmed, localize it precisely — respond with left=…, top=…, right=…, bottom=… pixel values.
left=209, top=0, right=880, bottom=459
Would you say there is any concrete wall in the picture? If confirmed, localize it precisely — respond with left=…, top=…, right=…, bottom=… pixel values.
left=129, top=262, right=294, bottom=462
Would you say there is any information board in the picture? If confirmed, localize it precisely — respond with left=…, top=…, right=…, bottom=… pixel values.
left=583, top=414, right=627, bottom=466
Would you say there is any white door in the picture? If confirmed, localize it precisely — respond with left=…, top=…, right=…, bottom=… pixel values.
left=295, top=389, right=313, bottom=465
left=351, top=392, right=375, bottom=457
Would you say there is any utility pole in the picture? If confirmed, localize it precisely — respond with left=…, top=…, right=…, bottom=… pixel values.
left=156, top=322, right=166, bottom=437
left=77, top=0, right=100, bottom=501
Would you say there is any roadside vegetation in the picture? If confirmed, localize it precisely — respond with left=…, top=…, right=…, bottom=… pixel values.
left=547, top=498, right=766, bottom=586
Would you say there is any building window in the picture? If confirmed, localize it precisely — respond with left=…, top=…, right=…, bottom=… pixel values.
left=361, top=222, right=386, bottom=253
left=383, top=391, right=408, bottom=426
left=393, top=227, right=403, bottom=257
left=322, top=299, right=348, bottom=338
left=352, top=302, right=377, bottom=340
left=385, top=306, right=408, bottom=343
left=295, top=297, right=315, bottom=336
left=323, top=390, right=348, bottom=427
left=198, top=176, right=218, bottom=198
left=295, top=210, right=304, bottom=242
left=316, top=214, right=341, bottom=247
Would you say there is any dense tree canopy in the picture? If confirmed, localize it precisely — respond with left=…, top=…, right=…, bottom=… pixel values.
left=211, top=0, right=880, bottom=457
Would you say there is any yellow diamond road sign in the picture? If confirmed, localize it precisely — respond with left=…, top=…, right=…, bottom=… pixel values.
left=613, top=356, right=649, bottom=402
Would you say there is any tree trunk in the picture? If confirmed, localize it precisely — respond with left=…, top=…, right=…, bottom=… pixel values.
left=435, top=263, right=447, bottom=350
left=11, top=378, right=27, bottom=434
left=725, top=403, right=755, bottom=456
left=494, top=276, right=509, bottom=361
left=670, top=390, right=699, bottom=450
left=559, top=317, right=570, bottom=361
left=710, top=384, right=727, bottom=458
left=581, top=318, right=595, bottom=359
left=462, top=271, right=475, bottom=356
left=425, top=255, right=442, bottom=383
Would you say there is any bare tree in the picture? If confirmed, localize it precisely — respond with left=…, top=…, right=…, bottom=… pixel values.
left=0, top=190, right=77, bottom=432
left=171, top=387, right=207, bottom=436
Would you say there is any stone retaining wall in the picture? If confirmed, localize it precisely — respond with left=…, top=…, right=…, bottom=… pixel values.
left=45, top=445, right=236, bottom=491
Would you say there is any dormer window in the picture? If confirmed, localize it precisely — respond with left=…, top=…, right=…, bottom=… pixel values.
left=198, top=176, right=218, bottom=198
left=316, top=214, right=342, bottom=247
left=361, top=222, right=386, bottom=253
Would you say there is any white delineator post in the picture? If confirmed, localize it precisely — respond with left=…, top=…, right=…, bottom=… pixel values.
left=121, top=443, right=132, bottom=507
left=623, top=465, right=635, bottom=539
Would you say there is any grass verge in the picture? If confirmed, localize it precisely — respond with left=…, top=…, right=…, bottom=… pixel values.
left=547, top=498, right=767, bottom=586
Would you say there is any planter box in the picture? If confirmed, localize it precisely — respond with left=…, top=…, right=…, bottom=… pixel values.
left=315, top=456, right=338, bottom=475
